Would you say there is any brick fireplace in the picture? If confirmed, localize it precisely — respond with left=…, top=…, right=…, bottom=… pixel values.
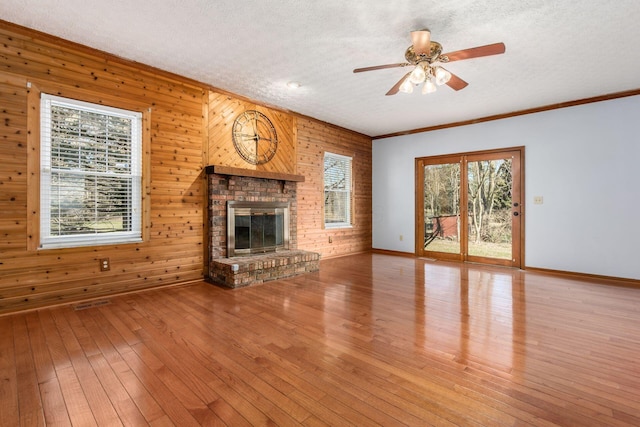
left=206, top=166, right=320, bottom=288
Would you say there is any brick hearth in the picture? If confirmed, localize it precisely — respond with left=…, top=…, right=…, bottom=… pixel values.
left=209, top=250, right=320, bottom=288
left=206, top=170, right=320, bottom=288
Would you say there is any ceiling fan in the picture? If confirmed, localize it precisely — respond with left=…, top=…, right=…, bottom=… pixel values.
left=353, top=29, right=505, bottom=95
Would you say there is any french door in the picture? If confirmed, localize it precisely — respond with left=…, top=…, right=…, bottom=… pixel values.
left=416, top=147, right=523, bottom=268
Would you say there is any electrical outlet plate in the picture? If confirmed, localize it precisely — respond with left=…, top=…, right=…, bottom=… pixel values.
left=100, top=258, right=110, bottom=271
left=533, top=196, right=543, bottom=205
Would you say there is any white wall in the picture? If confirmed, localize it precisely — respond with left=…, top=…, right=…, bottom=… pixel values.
left=372, top=95, right=640, bottom=280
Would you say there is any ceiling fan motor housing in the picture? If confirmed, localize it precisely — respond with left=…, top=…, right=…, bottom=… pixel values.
left=405, top=41, right=443, bottom=64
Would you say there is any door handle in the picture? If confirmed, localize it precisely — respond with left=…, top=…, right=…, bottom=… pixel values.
left=513, top=212, right=519, bottom=217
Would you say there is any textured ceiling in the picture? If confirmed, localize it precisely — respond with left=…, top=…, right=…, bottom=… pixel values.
left=2, top=0, right=639, bottom=137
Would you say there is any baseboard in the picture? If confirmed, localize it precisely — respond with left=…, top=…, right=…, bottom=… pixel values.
left=524, top=266, right=640, bottom=288
left=321, top=250, right=371, bottom=260
left=371, top=248, right=416, bottom=258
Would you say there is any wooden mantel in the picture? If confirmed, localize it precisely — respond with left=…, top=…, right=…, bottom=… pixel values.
left=205, top=165, right=305, bottom=182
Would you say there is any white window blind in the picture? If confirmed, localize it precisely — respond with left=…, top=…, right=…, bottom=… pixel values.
left=324, top=152, right=352, bottom=228
left=40, top=94, right=142, bottom=249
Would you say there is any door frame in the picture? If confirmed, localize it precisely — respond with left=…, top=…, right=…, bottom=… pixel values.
left=415, top=146, right=525, bottom=268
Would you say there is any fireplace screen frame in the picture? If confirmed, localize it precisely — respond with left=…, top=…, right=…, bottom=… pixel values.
left=227, top=201, right=290, bottom=257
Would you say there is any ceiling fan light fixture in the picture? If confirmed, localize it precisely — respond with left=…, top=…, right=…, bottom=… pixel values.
left=399, top=77, right=414, bottom=93
left=435, top=67, right=452, bottom=85
left=422, top=78, right=437, bottom=94
left=353, top=29, right=504, bottom=96
left=408, top=63, right=427, bottom=84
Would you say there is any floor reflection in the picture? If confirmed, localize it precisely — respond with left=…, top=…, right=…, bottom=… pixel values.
left=369, top=257, right=526, bottom=375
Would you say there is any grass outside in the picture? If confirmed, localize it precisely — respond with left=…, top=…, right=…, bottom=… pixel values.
left=57, top=216, right=124, bottom=233
left=426, top=238, right=511, bottom=259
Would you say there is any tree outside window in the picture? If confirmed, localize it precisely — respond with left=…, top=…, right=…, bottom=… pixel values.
left=324, top=152, right=352, bottom=228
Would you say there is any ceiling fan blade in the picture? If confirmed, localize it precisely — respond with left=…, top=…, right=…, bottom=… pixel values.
left=446, top=72, right=469, bottom=91
left=353, top=63, right=408, bottom=73
left=442, top=42, right=506, bottom=62
left=411, top=29, right=431, bottom=55
left=385, top=72, right=411, bottom=96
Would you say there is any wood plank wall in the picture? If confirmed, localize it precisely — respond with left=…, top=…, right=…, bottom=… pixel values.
left=296, top=118, right=372, bottom=257
left=207, top=91, right=296, bottom=175
left=0, top=22, right=206, bottom=314
left=0, top=21, right=372, bottom=314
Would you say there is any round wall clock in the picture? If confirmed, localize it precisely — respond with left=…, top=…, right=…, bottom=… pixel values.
left=232, top=110, right=278, bottom=165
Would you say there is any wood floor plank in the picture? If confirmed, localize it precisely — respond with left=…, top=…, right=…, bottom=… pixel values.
left=84, top=306, right=168, bottom=424
left=50, top=308, right=123, bottom=426
left=240, top=293, right=504, bottom=425
left=39, top=378, right=72, bottom=427
left=25, top=311, right=57, bottom=385
left=134, top=288, right=316, bottom=425
left=55, top=365, right=98, bottom=426
left=0, top=315, right=19, bottom=422
left=160, top=300, right=348, bottom=425
left=171, top=277, right=492, bottom=426
left=99, top=299, right=212, bottom=425
left=86, top=352, right=151, bottom=427
left=156, top=290, right=357, bottom=425
left=36, top=310, right=97, bottom=426
left=12, top=316, right=46, bottom=426
left=255, top=317, right=452, bottom=426
left=3, top=253, right=640, bottom=426
left=117, top=345, right=204, bottom=426
left=64, top=308, right=150, bottom=426
left=118, top=298, right=253, bottom=426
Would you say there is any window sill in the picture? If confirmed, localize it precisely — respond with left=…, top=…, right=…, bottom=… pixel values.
left=324, top=224, right=353, bottom=230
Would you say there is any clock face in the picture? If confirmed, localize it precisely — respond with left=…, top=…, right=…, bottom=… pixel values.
left=232, top=110, right=278, bottom=165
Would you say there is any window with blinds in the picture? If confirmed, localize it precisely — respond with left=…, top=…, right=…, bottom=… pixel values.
left=323, top=152, right=352, bottom=228
left=40, top=94, right=142, bottom=249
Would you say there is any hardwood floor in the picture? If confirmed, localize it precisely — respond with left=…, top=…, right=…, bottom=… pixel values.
left=2, top=252, right=640, bottom=426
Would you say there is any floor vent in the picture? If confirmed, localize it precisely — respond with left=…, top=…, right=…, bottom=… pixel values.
left=73, top=299, right=111, bottom=311
left=419, top=257, right=438, bottom=262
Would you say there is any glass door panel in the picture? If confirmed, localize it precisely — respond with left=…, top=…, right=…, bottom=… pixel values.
left=467, top=158, right=513, bottom=260
left=423, top=162, right=461, bottom=256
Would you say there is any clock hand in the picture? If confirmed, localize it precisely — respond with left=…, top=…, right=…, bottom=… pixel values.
left=252, top=113, right=258, bottom=135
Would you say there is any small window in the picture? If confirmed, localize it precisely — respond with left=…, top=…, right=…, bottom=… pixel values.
left=40, top=94, right=143, bottom=249
left=324, top=152, right=352, bottom=228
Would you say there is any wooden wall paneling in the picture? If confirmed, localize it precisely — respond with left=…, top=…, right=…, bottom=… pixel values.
left=255, top=105, right=296, bottom=175
left=201, top=90, right=210, bottom=277
left=206, top=91, right=296, bottom=175
left=0, top=31, right=202, bottom=108
left=206, top=92, right=252, bottom=168
left=0, top=23, right=206, bottom=314
left=0, top=78, right=29, bottom=253
left=141, top=107, right=152, bottom=243
left=296, top=118, right=372, bottom=258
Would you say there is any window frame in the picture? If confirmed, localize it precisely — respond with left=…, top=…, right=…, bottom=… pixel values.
left=323, top=151, right=353, bottom=229
left=39, top=93, right=143, bottom=249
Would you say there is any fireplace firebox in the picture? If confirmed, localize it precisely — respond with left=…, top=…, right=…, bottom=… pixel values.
left=227, top=201, right=290, bottom=257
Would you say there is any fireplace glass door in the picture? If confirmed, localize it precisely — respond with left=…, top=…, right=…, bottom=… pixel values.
left=234, top=210, right=284, bottom=252
left=227, top=201, right=290, bottom=256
